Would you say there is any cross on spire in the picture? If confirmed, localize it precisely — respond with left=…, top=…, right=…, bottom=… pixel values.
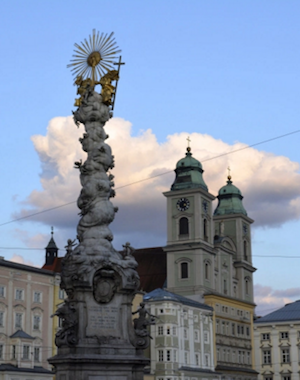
left=187, top=136, right=191, bottom=152
left=227, top=166, right=232, bottom=181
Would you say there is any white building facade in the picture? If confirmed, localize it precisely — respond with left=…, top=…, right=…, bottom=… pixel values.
left=0, top=257, right=54, bottom=379
left=144, top=288, right=220, bottom=380
left=254, top=300, right=300, bottom=380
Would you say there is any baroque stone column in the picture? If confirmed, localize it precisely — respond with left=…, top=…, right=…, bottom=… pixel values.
left=48, top=85, right=150, bottom=380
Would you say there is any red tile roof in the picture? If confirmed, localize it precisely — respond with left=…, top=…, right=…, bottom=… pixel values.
left=41, top=246, right=166, bottom=293
left=134, top=247, right=166, bottom=292
left=42, top=256, right=62, bottom=272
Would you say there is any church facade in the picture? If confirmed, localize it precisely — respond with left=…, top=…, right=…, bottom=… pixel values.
left=163, top=146, right=258, bottom=380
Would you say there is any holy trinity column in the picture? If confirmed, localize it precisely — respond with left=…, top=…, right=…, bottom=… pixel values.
left=48, top=30, right=152, bottom=380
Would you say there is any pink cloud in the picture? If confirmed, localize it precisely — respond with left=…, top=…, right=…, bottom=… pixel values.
left=254, top=284, right=300, bottom=316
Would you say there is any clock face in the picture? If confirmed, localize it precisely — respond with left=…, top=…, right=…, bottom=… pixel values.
left=243, top=224, right=248, bottom=234
left=176, top=198, right=190, bottom=211
left=202, top=200, right=208, bottom=213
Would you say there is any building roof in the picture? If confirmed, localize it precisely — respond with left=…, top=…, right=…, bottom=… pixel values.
left=46, top=236, right=58, bottom=250
left=255, top=300, right=300, bottom=324
left=144, top=288, right=213, bottom=311
left=45, top=227, right=58, bottom=250
left=134, top=247, right=167, bottom=292
left=171, top=148, right=208, bottom=192
left=10, top=330, right=35, bottom=339
left=42, top=256, right=62, bottom=272
left=214, top=177, right=247, bottom=216
left=0, top=258, right=53, bottom=276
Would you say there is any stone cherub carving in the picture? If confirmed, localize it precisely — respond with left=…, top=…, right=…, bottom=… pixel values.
left=132, top=302, right=157, bottom=339
left=65, top=239, right=76, bottom=258
left=121, top=242, right=135, bottom=260
left=52, top=300, right=78, bottom=347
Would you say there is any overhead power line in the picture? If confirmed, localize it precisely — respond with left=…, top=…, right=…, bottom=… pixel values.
left=0, top=128, right=299, bottom=228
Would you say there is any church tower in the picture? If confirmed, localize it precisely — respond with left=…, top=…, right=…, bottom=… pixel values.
left=163, top=144, right=216, bottom=298
left=45, top=227, right=58, bottom=266
left=213, top=173, right=255, bottom=303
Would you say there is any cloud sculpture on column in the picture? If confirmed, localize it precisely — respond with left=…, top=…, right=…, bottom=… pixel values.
left=49, top=31, right=149, bottom=380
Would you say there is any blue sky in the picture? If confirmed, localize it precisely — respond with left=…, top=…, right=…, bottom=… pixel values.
left=1, top=1, right=300, bottom=314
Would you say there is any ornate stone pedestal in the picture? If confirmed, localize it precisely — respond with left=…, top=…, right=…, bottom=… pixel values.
left=49, top=276, right=149, bottom=380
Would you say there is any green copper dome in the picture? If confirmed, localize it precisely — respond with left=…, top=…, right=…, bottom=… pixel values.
left=214, top=177, right=247, bottom=216
left=171, top=148, right=208, bottom=191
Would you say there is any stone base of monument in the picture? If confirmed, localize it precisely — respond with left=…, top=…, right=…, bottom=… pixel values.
left=49, top=354, right=148, bottom=380
left=49, top=265, right=151, bottom=380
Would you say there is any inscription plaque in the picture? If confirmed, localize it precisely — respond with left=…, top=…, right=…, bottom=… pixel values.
left=87, top=305, right=119, bottom=336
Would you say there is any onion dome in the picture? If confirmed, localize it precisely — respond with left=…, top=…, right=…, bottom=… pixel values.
left=171, top=147, right=208, bottom=191
left=214, top=174, right=247, bottom=216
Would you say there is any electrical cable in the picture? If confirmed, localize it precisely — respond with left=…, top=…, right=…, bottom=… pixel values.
left=0, top=128, right=299, bottom=228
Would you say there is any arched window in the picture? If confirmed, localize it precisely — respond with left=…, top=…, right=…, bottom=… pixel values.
left=245, top=279, right=249, bottom=295
left=243, top=241, right=247, bottom=260
left=203, top=219, right=207, bottom=238
left=223, top=279, right=227, bottom=295
left=205, top=262, right=209, bottom=280
left=245, top=277, right=251, bottom=296
left=179, top=217, right=189, bottom=235
left=181, top=262, right=188, bottom=279
left=204, top=260, right=211, bottom=280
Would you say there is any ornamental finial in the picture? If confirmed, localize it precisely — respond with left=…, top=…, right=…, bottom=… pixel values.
left=227, top=166, right=232, bottom=181
left=187, top=136, right=191, bottom=153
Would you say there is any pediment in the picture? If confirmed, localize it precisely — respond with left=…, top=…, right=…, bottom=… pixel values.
left=220, top=237, right=236, bottom=252
left=31, top=306, right=44, bottom=313
left=13, top=304, right=26, bottom=311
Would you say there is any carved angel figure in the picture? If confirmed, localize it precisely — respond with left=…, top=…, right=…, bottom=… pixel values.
left=100, top=70, right=119, bottom=105
left=132, top=302, right=157, bottom=338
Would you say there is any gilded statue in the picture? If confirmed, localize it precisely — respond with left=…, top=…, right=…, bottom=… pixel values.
left=100, top=70, right=119, bottom=105
left=74, top=76, right=100, bottom=107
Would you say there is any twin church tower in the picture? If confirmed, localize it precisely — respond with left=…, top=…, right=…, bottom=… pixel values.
left=163, top=144, right=257, bottom=377
left=164, top=144, right=255, bottom=303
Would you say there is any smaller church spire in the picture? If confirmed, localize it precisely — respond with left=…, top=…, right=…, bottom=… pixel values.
left=45, top=227, right=59, bottom=266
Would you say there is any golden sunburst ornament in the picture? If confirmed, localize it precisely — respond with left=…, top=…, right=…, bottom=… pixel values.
left=67, top=30, right=121, bottom=84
